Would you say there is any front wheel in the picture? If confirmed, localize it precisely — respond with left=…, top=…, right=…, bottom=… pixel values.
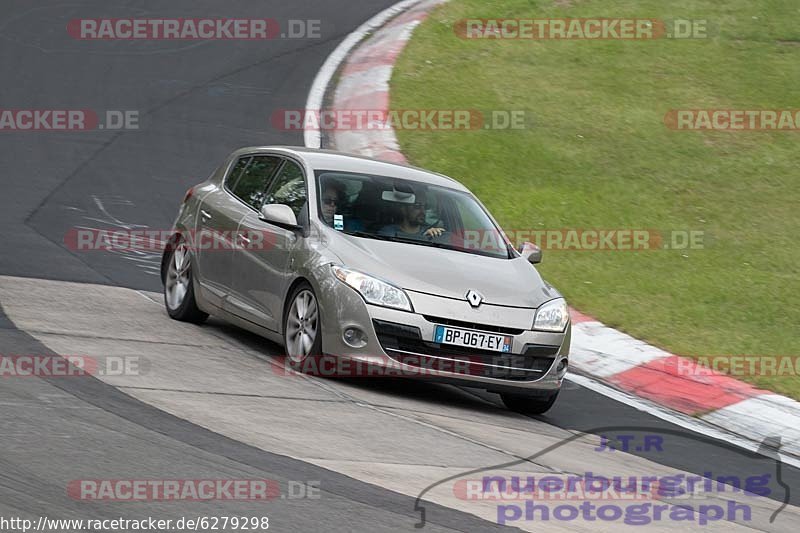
left=500, top=391, right=559, bottom=415
left=163, top=238, right=208, bottom=324
left=283, top=282, right=323, bottom=372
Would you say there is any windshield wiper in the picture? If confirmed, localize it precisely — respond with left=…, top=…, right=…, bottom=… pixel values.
left=344, top=230, right=442, bottom=247
left=344, top=230, right=511, bottom=258
left=389, top=235, right=443, bottom=248
left=394, top=235, right=514, bottom=258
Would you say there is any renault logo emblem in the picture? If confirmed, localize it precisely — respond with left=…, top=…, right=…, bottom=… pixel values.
left=465, top=290, right=483, bottom=308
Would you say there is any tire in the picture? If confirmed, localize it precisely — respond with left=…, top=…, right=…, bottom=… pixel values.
left=163, top=237, right=208, bottom=324
left=500, top=390, right=559, bottom=415
left=283, top=282, right=323, bottom=374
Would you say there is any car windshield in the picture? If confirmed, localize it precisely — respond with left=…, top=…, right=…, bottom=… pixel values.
left=315, top=170, right=514, bottom=259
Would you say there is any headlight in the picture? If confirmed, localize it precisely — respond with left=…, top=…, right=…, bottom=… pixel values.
left=331, top=265, right=413, bottom=312
left=533, top=298, right=569, bottom=332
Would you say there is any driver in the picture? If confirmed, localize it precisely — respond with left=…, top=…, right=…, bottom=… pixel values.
left=379, top=199, right=445, bottom=238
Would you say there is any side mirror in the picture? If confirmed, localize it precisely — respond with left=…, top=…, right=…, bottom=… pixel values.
left=259, top=204, right=299, bottom=229
left=519, top=241, right=542, bottom=264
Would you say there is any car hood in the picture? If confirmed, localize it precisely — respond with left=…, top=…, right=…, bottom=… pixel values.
left=321, top=228, right=561, bottom=309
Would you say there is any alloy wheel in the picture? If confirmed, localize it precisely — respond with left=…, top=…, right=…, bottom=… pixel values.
left=285, top=289, right=319, bottom=363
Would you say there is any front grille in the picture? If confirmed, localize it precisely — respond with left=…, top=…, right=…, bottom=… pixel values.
left=423, top=315, right=525, bottom=336
left=373, top=319, right=558, bottom=381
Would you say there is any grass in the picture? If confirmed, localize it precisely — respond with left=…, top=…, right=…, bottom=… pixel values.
left=391, top=0, right=800, bottom=398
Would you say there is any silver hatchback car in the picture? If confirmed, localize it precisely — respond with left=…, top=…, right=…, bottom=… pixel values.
left=161, top=146, right=570, bottom=413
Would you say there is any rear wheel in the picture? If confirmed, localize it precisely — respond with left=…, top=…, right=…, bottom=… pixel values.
left=163, top=238, right=208, bottom=324
left=283, top=282, right=323, bottom=373
left=500, top=391, right=559, bottom=415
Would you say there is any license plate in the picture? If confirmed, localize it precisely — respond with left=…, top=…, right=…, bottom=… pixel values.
left=433, top=325, right=512, bottom=353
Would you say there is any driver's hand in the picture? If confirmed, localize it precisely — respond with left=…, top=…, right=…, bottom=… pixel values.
left=424, top=227, right=445, bottom=238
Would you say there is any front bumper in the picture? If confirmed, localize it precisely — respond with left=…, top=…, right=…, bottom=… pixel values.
left=318, top=273, right=570, bottom=394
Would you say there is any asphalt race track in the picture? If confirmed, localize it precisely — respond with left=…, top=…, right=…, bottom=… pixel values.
left=1, top=1, right=799, bottom=531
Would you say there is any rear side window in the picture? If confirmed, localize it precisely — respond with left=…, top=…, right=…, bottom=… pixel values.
left=264, top=160, right=307, bottom=222
left=229, top=155, right=282, bottom=210
left=225, top=157, right=251, bottom=189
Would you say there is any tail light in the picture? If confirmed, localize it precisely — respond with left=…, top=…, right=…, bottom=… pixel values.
left=182, top=186, right=195, bottom=204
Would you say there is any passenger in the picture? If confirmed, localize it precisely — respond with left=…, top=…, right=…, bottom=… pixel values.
left=319, top=180, right=345, bottom=226
left=320, top=179, right=365, bottom=231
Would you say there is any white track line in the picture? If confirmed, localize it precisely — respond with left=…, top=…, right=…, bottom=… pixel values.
left=303, top=0, right=425, bottom=149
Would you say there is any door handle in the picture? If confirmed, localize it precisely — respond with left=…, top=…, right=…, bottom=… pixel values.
left=200, top=209, right=212, bottom=222
left=238, top=234, right=251, bottom=244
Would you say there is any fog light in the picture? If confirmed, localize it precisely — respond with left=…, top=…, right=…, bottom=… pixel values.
left=343, top=327, right=367, bottom=348
left=557, top=358, right=568, bottom=375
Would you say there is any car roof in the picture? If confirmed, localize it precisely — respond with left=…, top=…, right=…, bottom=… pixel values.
left=230, top=146, right=469, bottom=192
